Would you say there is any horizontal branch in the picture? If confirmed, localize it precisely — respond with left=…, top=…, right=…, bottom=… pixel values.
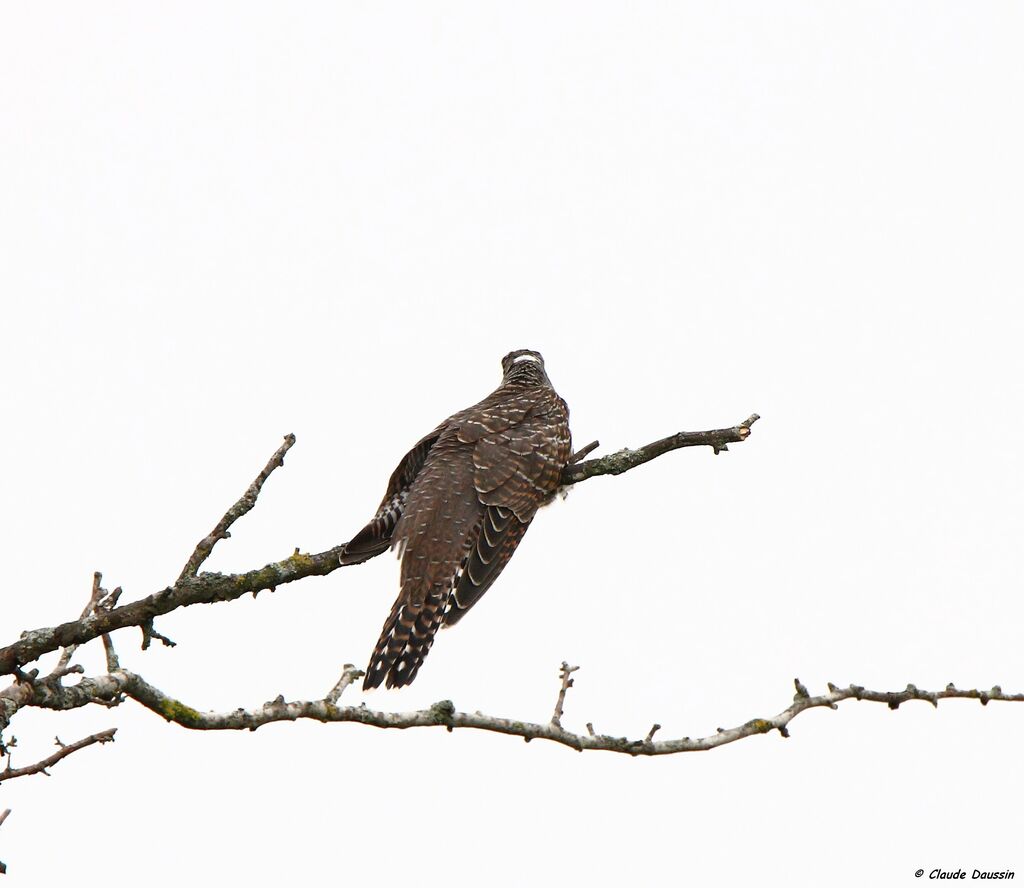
left=17, top=666, right=1020, bottom=757
left=1, top=416, right=758, bottom=677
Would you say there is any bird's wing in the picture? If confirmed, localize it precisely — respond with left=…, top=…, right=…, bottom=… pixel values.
left=443, top=504, right=529, bottom=627
left=443, top=391, right=571, bottom=625
left=364, top=433, right=483, bottom=689
left=339, top=423, right=445, bottom=566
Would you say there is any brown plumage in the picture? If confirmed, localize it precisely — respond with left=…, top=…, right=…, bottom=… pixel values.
left=341, top=349, right=571, bottom=690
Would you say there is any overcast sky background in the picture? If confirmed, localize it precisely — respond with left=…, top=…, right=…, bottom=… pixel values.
left=2, top=4, right=1022, bottom=885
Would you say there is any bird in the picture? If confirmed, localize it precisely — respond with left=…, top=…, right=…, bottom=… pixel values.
left=341, top=349, right=572, bottom=690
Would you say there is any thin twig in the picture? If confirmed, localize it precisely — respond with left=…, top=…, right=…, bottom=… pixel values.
left=97, top=585, right=122, bottom=671
left=0, top=729, right=116, bottom=784
left=568, top=440, right=600, bottom=465
left=550, top=662, right=580, bottom=730
left=562, top=414, right=759, bottom=484
left=101, top=634, right=119, bottom=672
left=177, top=433, right=297, bottom=583
left=49, top=572, right=105, bottom=677
left=139, top=620, right=176, bottom=652
left=325, top=665, right=364, bottom=704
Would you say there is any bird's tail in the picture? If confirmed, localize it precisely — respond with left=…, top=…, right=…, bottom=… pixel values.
left=363, top=584, right=450, bottom=690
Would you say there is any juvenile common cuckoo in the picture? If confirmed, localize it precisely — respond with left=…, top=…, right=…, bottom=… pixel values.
left=341, top=349, right=571, bottom=690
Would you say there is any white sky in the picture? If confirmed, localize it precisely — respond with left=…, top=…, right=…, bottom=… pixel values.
left=2, top=3, right=1022, bottom=885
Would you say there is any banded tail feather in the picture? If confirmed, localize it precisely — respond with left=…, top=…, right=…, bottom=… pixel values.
left=363, top=581, right=453, bottom=689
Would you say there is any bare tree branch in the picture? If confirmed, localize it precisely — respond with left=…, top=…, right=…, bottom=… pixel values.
left=325, top=665, right=364, bottom=705
left=0, top=417, right=757, bottom=678
left=49, top=572, right=106, bottom=678
left=0, top=729, right=116, bottom=784
left=562, top=414, right=760, bottom=484
left=177, top=433, right=297, bottom=583
left=0, top=411, right=766, bottom=876
left=567, top=440, right=599, bottom=465
left=0, top=546, right=346, bottom=678
left=550, top=662, right=579, bottom=730
left=11, top=666, right=1023, bottom=757
left=101, top=632, right=120, bottom=674
left=7, top=412, right=1019, bottom=870
left=139, top=620, right=176, bottom=652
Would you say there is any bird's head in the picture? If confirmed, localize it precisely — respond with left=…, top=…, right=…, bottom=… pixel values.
left=501, top=349, right=550, bottom=386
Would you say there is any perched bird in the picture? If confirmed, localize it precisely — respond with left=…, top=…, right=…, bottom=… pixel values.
left=341, top=349, right=571, bottom=689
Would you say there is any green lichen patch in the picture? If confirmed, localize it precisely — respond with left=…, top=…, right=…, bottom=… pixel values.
left=159, top=697, right=203, bottom=727
left=746, top=718, right=773, bottom=734
left=430, top=700, right=455, bottom=727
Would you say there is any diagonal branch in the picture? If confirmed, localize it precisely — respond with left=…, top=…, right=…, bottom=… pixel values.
left=0, top=729, right=116, bottom=784
left=49, top=572, right=106, bottom=678
left=0, top=545, right=347, bottom=677
left=178, top=433, right=297, bottom=582
left=567, top=440, right=599, bottom=465
left=325, top=664, right=364, bottom=704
